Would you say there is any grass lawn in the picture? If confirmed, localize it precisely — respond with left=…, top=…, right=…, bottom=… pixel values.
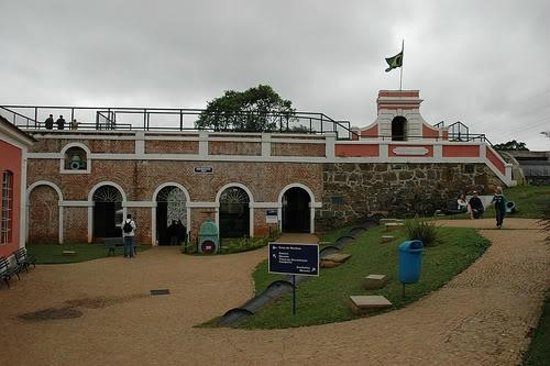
left=503, top=185, right=550, bottom=218
left=236, top=224, right=489, bottom=329
left=27, top=243, right=149, bottom=264
left=522, top=293, right=550, bottom=365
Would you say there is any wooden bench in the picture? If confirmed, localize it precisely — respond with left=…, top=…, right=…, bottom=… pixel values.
left=13, top=248, right=36, bottom=272
left=0, top=256, right=23, bottom=289
left=103, top=238, right=140, bottom=256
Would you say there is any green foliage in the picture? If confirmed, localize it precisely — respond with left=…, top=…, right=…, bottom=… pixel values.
left=405, top=219, right=440, bottom=247
left=235, top=225, right=489, bottom=329
left=502, top=185, right=550, bottom=219
left=522, top=293, right=550, bottom=365
left=196, top=84, right=296, bottom=132
left=220, top=229, right=280, bottom=254
left=27, top=243, right=149, bottom=264
left=493, top=139, right=529, bottom=151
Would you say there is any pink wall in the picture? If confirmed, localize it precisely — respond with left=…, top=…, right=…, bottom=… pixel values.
left=442, top=145, right=480, bottom=157
left=335, top=144, right=379, bottom=157
left=0, top=140, right=22, bottom=257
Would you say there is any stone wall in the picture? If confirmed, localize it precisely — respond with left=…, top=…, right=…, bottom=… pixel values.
left=316, top=162, right=503, bottom=231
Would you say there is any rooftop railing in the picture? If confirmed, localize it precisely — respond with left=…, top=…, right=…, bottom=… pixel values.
left=0, top=105, right=355, bottom=139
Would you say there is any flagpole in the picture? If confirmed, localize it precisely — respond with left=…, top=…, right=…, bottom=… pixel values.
left=399, top=39, right=404, bottom=91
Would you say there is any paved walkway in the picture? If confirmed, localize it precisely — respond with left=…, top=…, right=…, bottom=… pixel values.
left=1, top=219, right=548, bottom=365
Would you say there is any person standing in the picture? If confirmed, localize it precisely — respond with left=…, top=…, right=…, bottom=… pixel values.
left=45, top=114, right=54, bottom=129
left=56, top=115, right=66, bottom=130
left=122, top=214, right=137, bottom=258
left=491, top=186, right=507, bottom=229
left=468, top=191, right=485, bottom=219
left=167, top=220, right=178, bottom=246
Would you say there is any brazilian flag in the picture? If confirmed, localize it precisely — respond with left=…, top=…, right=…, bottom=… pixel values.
left=385, top=51, right=403, bottom=72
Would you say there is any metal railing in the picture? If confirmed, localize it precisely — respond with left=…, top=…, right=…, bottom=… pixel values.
left=0, top=105, right=356, bottom=139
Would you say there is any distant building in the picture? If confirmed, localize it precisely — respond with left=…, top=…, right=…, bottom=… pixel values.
left=0, top=115, right=35, bottom=257
left=507, top=151, right=550, bottom=185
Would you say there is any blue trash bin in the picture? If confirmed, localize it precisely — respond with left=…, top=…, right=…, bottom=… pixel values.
left=399, top=240, right=424, bottom=284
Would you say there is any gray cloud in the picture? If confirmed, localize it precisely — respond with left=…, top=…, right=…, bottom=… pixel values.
left=1, top=0, right=548, bottom=149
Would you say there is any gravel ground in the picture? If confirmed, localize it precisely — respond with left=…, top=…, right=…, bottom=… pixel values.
left=1, top=219, right=548, bottom=366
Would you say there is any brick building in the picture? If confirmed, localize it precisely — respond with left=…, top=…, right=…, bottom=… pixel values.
left=0, top=116, right=34, bottom=256
left=3, top=90, right=512, bottom=246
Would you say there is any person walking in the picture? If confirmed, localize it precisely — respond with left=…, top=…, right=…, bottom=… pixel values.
left=491, top=186, right=507, bottom=229
left=122, top=214, right=137, bottom=258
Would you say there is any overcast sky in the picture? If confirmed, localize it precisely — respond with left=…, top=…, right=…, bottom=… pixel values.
left=1, top=0, right=549, bottom=150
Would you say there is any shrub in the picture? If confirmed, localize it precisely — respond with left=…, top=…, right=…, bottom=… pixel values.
left=405, top=219, right=440, bottom=247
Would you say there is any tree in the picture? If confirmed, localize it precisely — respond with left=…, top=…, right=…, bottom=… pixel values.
left=493, top=140, right=529, bottom=151
left=196, top=85, right=295, bottom=132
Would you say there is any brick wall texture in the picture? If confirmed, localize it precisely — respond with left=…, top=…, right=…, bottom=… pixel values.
left=26, top=134, right=505, bottom=244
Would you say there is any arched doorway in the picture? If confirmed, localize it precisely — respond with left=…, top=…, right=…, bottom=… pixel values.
left=219, top=186, right=250, bottom=238
left=282, top=187, right=310, bottom=233
left=155, top=186, right=187, bottom=246
left=28, top=185, right=59, bottom=244
left=92, top=185, right=123, bottom=239
left=391, top=116, right=407, bottom=141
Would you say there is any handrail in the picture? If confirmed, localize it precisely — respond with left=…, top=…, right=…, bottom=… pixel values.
left=0, top=104, right=356, bottom=139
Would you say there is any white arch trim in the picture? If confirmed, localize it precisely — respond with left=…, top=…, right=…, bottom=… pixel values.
left=60, top=142, right=92, bottom=156
left=26, top=180, right=64, bottom=244
left=278, top=183, right=317, bottom=234
left=152, top=182, right=191, bottom=202
left=87, top=181, right=128, bottom=243
left=215, top=182, right=255, bottom=238
left=88, top=181, right=128, bottom=202
left=150, top=182, right=192, bottom=247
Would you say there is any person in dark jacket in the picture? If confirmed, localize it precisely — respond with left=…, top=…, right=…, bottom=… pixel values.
left=56, top=115, right=66, bottom=130
left=491, top=186, right=507, bottom=229
left=468, top=191, right=485, bottom=219
left=176, top=220, right=187, bottom=245
left=45, top=114, right=54, bottom=129
left=167, top=220, right=178, bottom=245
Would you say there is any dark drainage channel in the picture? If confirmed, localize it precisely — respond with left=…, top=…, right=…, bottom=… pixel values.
left=217, top=219, right=379, bottom=326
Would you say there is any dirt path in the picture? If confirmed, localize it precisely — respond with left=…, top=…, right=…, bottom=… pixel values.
left=1, top=219, right=548, bottom=365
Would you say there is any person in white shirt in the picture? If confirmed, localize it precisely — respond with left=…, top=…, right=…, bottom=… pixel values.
left=122, top=214, right=137, bottom=258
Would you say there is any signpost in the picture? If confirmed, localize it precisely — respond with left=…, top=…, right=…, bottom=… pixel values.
left=268, top=242, right=319, bottom=315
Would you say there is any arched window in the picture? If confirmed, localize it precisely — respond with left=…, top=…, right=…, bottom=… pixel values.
left=219, top=187, right=250, bottom=238
left=64, top=146, right=88, bottom=171
left=92, top=185, right=123, bottom=238
left=391, top=116, right=408, bottom=141
left=1, top=170, right=14, bottom=244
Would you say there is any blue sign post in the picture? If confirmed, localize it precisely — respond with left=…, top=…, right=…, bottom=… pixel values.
left=268, top=243, right=319, bottom=315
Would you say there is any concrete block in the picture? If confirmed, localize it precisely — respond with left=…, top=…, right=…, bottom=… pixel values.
left=363, top=274, right=388, bottom=290
left=350, top=295, right=393, bottom=315
left=381, top=235, right=394, bottom=242
left=322, top=253, right=351, bottom=263
left=62, top=250, right=77, bottom=256
left=385, top=222, right=404, bottom=231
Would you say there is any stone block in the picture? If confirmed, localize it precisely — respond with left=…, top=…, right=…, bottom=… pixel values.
left=322, top=253, right=351, bottom=263
left=381, top=235, right=394, bottom=242
left=385, top=222, right=404, bottom=231
left=350, top=295, right=393, bottom=315
left=320, top=260, right=340, bottom=268
left=62, top=250, right=77, bottom=256
left=363, top=274, right=388, bottom=290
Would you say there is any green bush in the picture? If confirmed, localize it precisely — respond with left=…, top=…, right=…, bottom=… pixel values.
left=405, top=219, right=440, bottom=247
left=220, top=229, right=280, bottom=254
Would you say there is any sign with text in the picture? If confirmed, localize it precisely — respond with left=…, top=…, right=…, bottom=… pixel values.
left=268, top=243, right=319, bottom=277
left=194, top=166, right=213, bottom=173
left=265, top=209, right=278, bottom=224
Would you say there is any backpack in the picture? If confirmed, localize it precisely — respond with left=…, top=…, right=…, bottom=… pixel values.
left=123, top=221, right=133, bottom=234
